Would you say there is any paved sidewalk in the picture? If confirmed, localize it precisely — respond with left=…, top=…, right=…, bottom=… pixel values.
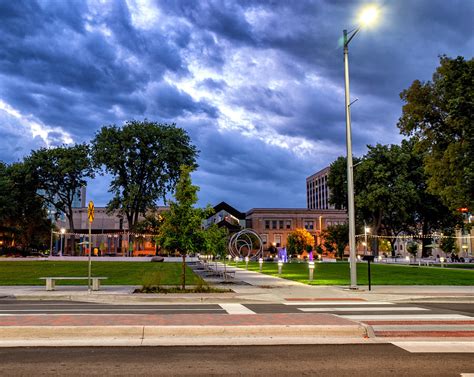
left=0, top=261, right=472, bottom=304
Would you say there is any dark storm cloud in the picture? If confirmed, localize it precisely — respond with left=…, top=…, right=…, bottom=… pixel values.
left=189, top=123, right=314, bottom=209
left=0, top=0, right=472, bottom=209
left=146, top=81, right=219, bottom=119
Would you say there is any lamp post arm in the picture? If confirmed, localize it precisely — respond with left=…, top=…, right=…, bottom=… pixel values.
left=344, top=27, right=361, bottom=47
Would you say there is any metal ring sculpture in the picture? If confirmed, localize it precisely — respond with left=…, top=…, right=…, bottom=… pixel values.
left=228, top=229, right=263, bottom=260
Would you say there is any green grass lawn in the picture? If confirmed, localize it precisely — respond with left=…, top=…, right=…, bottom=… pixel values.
left=228, top=261, right=474, bottom=285
left=0, top=261, right=203, bottom=286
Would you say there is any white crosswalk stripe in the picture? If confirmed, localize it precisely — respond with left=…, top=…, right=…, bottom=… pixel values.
left=340, top=314, right=471, bottom=320
left=299, top=307, right=429, bottom=312
left=285, top=301, right=395, bottom=306
left=219, top=304, right=256, bottom=315
left=392, top=342, right=474, bottom=353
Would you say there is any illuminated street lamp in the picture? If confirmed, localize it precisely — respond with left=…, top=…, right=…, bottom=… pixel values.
left=308, top=261, right=315, bottom=281
left=364, top=226, right=370, bottom=255
left=60, top=228, right=66, bottom=257
left=278, top=260, right=283, bottom=275
left=343, top=5, right=379, bottom=289
left=245, top=256, right=249, bottom=270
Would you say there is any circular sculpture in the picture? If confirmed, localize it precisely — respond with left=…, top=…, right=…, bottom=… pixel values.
left=228, top=229, right=263, bottom=260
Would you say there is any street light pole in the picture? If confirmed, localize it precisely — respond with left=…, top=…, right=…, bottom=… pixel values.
left=343, top=28, right=358, bottom=289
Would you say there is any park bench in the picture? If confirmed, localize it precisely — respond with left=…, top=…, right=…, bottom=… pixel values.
left=39, top=277, right=108, bottom=291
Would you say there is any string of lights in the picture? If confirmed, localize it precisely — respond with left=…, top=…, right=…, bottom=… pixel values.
left=52, top=231, right=158, bottom=238
left=356, top=234, right=473, bottom=239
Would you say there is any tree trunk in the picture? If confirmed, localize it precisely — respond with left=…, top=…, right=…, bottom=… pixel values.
left=181, top=253, right=186, bottom=290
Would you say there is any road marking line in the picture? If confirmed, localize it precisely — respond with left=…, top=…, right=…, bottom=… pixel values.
left=461, top=374, right=474, bottom=376
left=219, top=304, right=256, bottom=315
left=392, top=341, right=474, bottom=353
left=372, top=325, right=474, bottom=331
left=341, top=314, right=472, bottom=320
left=0, top=308, right=225, bottom=313
left=284, top=301, right=394, bottom=306
left=299, top=307, right=428, bottom=312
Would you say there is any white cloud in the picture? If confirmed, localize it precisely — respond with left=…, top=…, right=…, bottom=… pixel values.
left=0, top=100, right=73, bottom=147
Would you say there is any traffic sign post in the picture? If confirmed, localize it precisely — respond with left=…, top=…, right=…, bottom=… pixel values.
left=87, top=201, right=94, bottom=293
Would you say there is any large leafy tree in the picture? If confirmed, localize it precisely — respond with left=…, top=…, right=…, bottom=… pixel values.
left=327, top=141, right=459, bottom=256
left=157, top=165, right=208, bottom=289
left=25, top=144, right=94, bottom=232
left=0, top=161, right=51, bottom=252
left=92, top=120, right=198, bottom=229
left=327, top=156, right=361, bottom=210
left=286, top=228, right=314, bottom=255
left=398, top=55, right=473, bottom=211
left=322, top=223, right=349, bottom=259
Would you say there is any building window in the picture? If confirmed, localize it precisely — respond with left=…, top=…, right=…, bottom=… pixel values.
left=285, top=220, right=291, bottom=229
left=304, top=221, right=314, bottom=230
left=274, top=234, right=281, bottom=247
left=261, top=234, right=267, bottom=245
left=265, top=220, right=270, bottom=230
left=272, top=220, right=277, bottom=229
left=279, top=220, right=284, bottom=229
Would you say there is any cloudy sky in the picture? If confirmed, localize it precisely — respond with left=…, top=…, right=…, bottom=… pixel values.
left=0, top=0, right=472, bottom=211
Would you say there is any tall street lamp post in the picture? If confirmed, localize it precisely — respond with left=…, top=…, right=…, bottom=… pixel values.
left=343, top=6, right=378, bottom=289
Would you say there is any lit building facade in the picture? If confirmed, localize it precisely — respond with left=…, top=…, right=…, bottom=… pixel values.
left=245, top=208, right=347, bottom=249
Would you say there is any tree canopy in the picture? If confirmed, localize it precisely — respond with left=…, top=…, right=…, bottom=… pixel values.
left=25, top=144, right=94, bottom=232
left=0, top=161, right=51, bottom=252
left=322, top=223, right=349, bottom=259
left=398, top=56, right=473, bottom=211
left=92, top=120, right=198, bottom=229
left=286, top=228, right=314, bottom=255
left=327, top=140, right=459, bottom=255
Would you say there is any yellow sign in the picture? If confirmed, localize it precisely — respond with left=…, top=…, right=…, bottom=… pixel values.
left=87, top=201, right=95, bottom=223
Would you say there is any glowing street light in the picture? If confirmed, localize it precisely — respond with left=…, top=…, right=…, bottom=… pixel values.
left=59, top=228, right=66, bottom=257
left=358, top=6, right=379, bottom=26
left=364, top=226, right=370, bottom=255
left=343, top=5, right=380, bottom=289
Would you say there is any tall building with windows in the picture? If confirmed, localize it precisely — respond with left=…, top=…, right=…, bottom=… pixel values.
left=306, top=167, right=334, bottom=210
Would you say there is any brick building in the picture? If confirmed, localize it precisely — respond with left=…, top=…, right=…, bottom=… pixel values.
left=245, top=208, right=347, bottom=248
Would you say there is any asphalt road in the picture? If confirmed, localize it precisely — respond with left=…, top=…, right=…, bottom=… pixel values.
left=0, top=345, right=472, bottom=376
left=0, top=299, right=472, bottom=317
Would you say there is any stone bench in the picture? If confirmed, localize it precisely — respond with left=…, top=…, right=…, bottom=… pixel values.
left=39, top=277, right=108, bottom=291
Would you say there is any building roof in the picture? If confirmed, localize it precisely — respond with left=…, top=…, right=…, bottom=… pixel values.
left=306, top=166, right=330, bottom=181
left=212, top=201, right=245, bottom=220
left=246, top=208, right=347, bottom=216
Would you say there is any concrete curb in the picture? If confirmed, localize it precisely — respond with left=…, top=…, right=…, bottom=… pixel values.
left=0, top=324, right=368, bottom=347
left=11, top=294, right=276, bottom=304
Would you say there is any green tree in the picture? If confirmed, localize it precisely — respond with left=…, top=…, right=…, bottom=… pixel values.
left=0, top=161, right=51, bottom=253
left=440, top=234, right=457, bottom=255
left=327, top=156, right=361, bottom=210
left=406, top=242, right=419, bottom=260
left=25, top=144, right=94, bottom=232
left=92, top=120, right=198, bottom=230
left=398, top=56, right=474, bottom=211
left=286, top=228, right=314, bottom=256
left=157, top=166, right=208, bottom=289
left=322, top=223, right=349, bottom=259
left=328, top=140, right=459, bottom=256
left=202, top=224, right=228, bottom=259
